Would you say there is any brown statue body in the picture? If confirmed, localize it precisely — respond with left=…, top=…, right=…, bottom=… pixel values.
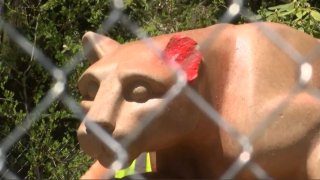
left=77, top=22, right=320, bottom=179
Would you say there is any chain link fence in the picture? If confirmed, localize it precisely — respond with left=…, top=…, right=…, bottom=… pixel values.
left=1, top=0, right=320, bottom=179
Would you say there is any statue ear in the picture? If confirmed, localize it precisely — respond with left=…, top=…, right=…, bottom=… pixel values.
left=164, top=35, right=202, bottom=83
left=82, top=32, right=120, bottom=64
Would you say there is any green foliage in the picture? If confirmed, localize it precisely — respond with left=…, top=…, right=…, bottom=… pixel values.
left=0, top=0, right=101, bottom=178
left=0, top=0, right=319, bottom=179
left=124, top=0, right=226, bottom=35
left=258, top=0, right=320, bottom=37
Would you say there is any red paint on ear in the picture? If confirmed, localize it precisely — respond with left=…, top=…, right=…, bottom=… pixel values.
left=164, top=35, right=202, bottom=83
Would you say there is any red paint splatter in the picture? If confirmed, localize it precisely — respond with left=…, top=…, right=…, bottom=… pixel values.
left=164, top=35, right=202, bottom=83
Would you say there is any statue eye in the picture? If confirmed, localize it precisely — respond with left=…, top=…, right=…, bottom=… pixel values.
left=120, top=73, right=168, bottom=103
left=124, top=83, right=151, bottom=103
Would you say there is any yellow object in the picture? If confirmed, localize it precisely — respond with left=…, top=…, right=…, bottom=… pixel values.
left=114, top=153, right=152, bottom=178
left=114, top=160, right=136, bottom=178
left=145, top=153, right=152, bottom=172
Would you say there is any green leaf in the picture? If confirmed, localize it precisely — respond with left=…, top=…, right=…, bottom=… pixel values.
left=311, top=10, right=320, bottom=21
left=265, top=11, right=274, bottom=16
left=279, top=8, right=295, bottom=17
left=296, top=10, right=307, bottom=20
left=268, top=2, right=294, bottom=11
left=298, top=27, right=305, bottom=32
left=255, top=15, right=262, bottom=20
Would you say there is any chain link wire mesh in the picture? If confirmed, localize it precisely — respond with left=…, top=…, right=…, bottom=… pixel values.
left=0, top=0, right=320, bottom=179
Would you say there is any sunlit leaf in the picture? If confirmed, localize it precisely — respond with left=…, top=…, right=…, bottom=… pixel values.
left=311, top=10, right=320, bottom=21
left=279, top=8, right=295, bottom=17
left=268, top=2, right=294, bottom=11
